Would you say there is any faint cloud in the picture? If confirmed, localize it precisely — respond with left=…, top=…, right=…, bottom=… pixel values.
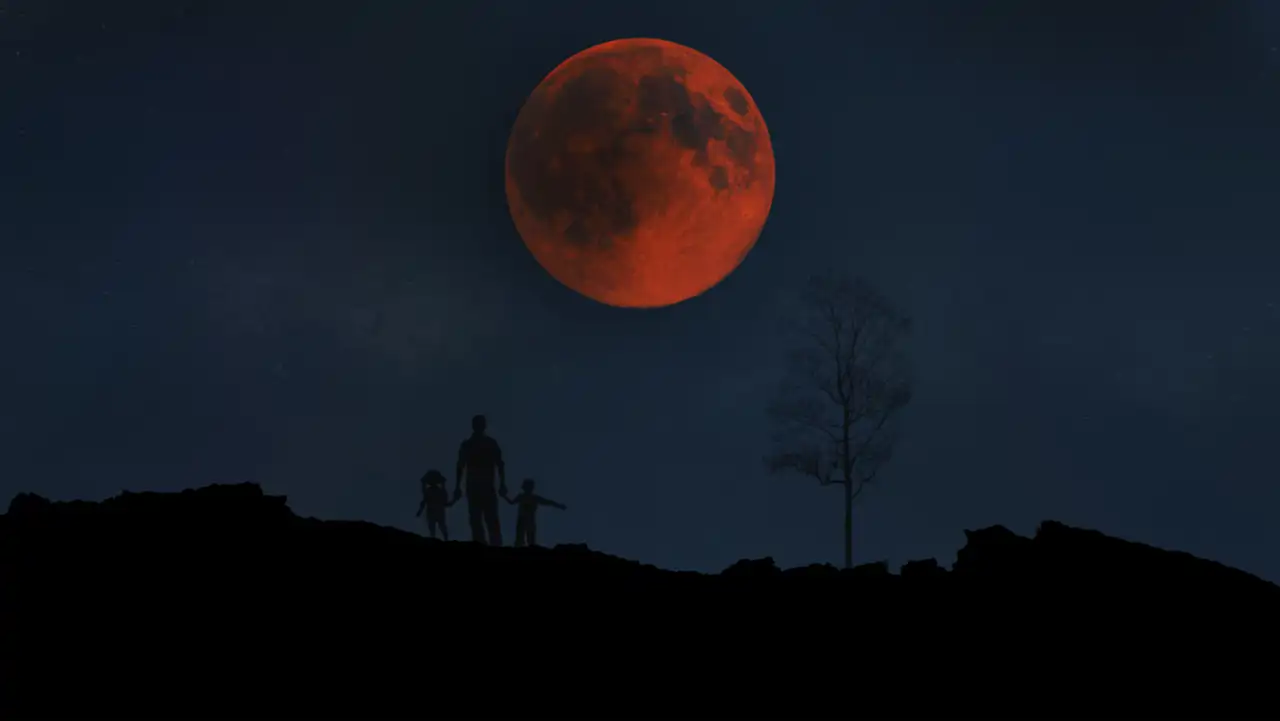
left=194, top=231, right=517, bottom=376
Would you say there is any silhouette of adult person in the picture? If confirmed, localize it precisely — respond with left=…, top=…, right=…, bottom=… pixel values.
left=454, top=414, right=507, bottom=545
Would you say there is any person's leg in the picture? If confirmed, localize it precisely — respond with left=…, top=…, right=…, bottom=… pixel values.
left=467, top=497, right=486, bottom=544
left=426, top=517, right=438, bottom=538
left=440, top=516, right=449, bottom=542
left=528, top=518, right=537, bottom=547
left=514, top=516, right=527, bottom=547
left=483, top=495, right=503, bottom=547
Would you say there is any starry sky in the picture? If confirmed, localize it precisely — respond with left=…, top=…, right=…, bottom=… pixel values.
left=3, top=0, right=1278, bottom=579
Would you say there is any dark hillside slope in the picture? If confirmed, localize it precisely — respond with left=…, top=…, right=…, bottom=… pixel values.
left=1, top=483, right=1275, bottom=718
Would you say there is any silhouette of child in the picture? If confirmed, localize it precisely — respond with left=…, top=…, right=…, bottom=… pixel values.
left=415, top=470, right=457, bottom=540
left=503, top=478, right=566, bottom=548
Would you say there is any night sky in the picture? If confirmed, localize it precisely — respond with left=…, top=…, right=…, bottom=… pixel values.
left=4, top=1, right=1278, bottom=579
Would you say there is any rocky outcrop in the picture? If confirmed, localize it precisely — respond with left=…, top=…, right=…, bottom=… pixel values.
left=1, top=483, right=1275, bottom=718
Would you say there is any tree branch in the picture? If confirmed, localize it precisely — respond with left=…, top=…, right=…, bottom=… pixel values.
left=849, top=480, right=867, bottom=501
left=765, top=272, right=912, bottom=495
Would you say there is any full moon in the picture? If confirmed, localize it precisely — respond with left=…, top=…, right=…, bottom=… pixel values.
left=505, top=38, right=776, bottom=308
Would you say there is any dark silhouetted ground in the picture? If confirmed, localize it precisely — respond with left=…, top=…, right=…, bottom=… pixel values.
left=1, top=483, right=1275, bottom=718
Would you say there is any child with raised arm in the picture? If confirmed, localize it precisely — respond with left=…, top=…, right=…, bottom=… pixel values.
left=415, top=470, right=457, bottom=540
left=504, top=478, right=566, bottom=548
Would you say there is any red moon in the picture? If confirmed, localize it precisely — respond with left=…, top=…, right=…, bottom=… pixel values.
left=505, top=38, right=776, bottom=308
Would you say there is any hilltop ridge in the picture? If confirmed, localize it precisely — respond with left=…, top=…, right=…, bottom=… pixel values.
left=2, top=483, right=1275, bottom=717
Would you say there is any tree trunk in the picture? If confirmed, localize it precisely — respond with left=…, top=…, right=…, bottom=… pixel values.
left=843, top=478, right=853, bottom=569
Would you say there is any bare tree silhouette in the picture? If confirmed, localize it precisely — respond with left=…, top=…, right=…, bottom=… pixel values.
left=764, top=273, right=913, bottom=569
